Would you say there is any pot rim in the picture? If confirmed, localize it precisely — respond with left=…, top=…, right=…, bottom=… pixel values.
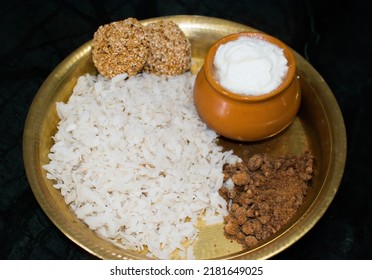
left=204, top=31, right=297, bottom=102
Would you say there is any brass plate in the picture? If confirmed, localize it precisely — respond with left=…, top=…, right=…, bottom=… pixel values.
left=23, top=15, right=346, bottom=259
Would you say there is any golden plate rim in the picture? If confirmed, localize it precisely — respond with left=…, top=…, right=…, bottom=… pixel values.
left=23, top=15, right=347, bottom=259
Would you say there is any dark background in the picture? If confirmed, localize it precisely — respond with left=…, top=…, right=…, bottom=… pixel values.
left=1, top=0, right=371, bottom=259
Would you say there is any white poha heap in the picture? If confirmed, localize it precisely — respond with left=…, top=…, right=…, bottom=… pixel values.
left=43, top=72, right=240, bottom=259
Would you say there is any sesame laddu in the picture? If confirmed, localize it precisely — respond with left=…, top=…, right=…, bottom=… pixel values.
left=144, top=20, right=191, bottom=76
left=92, top=18, right=149, bottom=78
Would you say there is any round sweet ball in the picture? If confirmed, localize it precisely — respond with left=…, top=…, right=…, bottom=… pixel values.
left=144, top=20, right=191, bottom=76
left=92, top=18, right=149, bottom=78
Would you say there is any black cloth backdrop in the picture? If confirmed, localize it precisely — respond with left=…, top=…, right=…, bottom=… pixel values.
left=1, top=0, right=371, bottom=259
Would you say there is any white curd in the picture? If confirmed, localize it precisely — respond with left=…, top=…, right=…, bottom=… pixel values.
left=213, top=36, right=288, bottom=96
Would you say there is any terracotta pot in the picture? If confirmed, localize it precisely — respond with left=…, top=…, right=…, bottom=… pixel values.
left=193, top=32, right=301, bottom=141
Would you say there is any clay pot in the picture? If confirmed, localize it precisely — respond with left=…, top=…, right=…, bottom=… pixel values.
left=193, top=32, right=301, bottom=141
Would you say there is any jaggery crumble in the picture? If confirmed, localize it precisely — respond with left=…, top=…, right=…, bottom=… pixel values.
left=219, top=151, right=314, bottom=248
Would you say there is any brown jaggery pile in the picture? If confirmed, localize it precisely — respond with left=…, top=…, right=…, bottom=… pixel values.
left=92, top=18, right=191, bottom=78
left=219, top=151, right=314, bottom=248
left=144, top=20, right=191, bottom=76
left=92, top=18, right=149, bottom=78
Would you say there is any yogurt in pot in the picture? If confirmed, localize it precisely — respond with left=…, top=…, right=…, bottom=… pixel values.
left=213, top=36, right=289, bottom=96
